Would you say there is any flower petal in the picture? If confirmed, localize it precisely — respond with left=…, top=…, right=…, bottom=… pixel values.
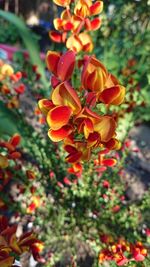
left=9, top=134, right=21, bottom=147
left=105, top=138, right=121, bottom=150
left=49, top=31, right=66, bottom=43
left=53, top=0, right=71, bottom=7
left=38, top=99, right=55, bottom=115
left=66, top=35, right=83, bottom=52
left=48, top=125, right=73, bottom=142
left=79, top=32, right=94, bottom=52
left=57, top=50, right=76, bottom=81
left=53, top=18, right=63, bottom=31
left=51, top=82, right=81, bottom=114
left=87, top=132, right=100, bottom=147
left=102, top=158, right=117, bottom=167
left=82, top=56, right=108, bottom=92
left=94, top=116, right=116, bottom=142
left=90, top=1, right=103, bottom=15
left=64, top=145, right=78, bottom=154
left=46, top=51, right=60, bottom=76
left=90, top=18, right=102, bottom=31
left=99, top=85, right=125, bottom=105
left=47, top=106, right=72, bottom=130
left=66, top=151, right=82, bottom=163
left=63, top=21, right=74, bottom=31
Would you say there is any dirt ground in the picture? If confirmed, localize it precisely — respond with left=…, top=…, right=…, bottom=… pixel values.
left=125, top=124, right=150, bottom=201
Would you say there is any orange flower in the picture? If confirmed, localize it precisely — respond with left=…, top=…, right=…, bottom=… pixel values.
left=46, top=50, right=75, bottom=83
left=94, top=116, right=116, bottom=142
left=27, top=196, right=41, bottom=213
left=82, top=56, right=108, bottom=92
left=99, top=74, right=126, bottom=105
left=74, top=0, right=103, bottom=19
left=67, top=162, right=83, bottom=177
left=132, top=242, right=147, bottom=262
left=38, top=49, right=125, bottom=163
left=66, top=32, right=93, bottom=52
left=51, top=82, right=81, bottom=114
left=50, top=0, right=103, bottom=52
left=39, top=81, right=82, bottom=143
left=65, top=141, right=91, bottom=163
left=54, top=10, right=75, bottom=32
left=74, top=107, right=100, bottom=139
left=0, top=215, right=43, bottom=264
left=74, top=0, right=91, bottom=18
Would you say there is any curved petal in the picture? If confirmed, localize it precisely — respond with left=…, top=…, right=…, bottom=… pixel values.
left=66, top=35, right=83, bottom=52
left=105, top=138, right=121, bottom=150
left=77, top=118, right=94, bottom=139
left=38, top=99, right=55, bottom=115
left=51, top=82, right=81, bottom=114
left=53, top=18, right=63, bottom=31
left=99, top=85, right=125, bottom=105
left=111, top=86, right=126, bottom=105
left=49, top=31, right=66, bottom=43
left=66, top=151, right=82, bottom=163
left=47, top=106, right=72, bottom=130
left=87, top=132, right=100, bottom=147
left=75, top=107, right=100, bottom=121
left=53, top=0, right=71, bottom=7
left=79, top=32, right=94, bottom=52
left=94, top=116, right=116, bottom=142
left=102, top=158, right=117, bottom=167
left=74, top=0, right=91, bottom=18
left=82, top=56, right=108, bottom=92
left=48, top=125, right=73, bottom=142
left=46, top=51, right=60, bottom=75
left=90, top=1, right=103, bottom=15
left=90, top=18, right=102, bottom=31
left=51, top=75, right=60, bottom=88
left=57, top=50, right=75, bottom=81
left=9, top=134, right=21, bottom=147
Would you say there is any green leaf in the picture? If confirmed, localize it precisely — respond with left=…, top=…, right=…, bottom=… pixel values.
left=0, top=10, right=49, bottom=89
left=0, top=102, right=26, bottom=146
left=0, top=101, right=19, bottom=136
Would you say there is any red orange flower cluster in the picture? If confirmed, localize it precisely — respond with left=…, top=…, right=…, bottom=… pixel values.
left=50, top=0, right=103, bottom=52
left=0, top=60, right=25, bottom=109
left=38, top=50, right=125, bottom=165
left=99, top=237, right=148, bottom=266
left=27, top=195, right=41, bottom=213
left=0, top=215, right=44, bottom=266
left=0, top=133, right=21, bottom=170
left=0, top=134, right=22, bottom=207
